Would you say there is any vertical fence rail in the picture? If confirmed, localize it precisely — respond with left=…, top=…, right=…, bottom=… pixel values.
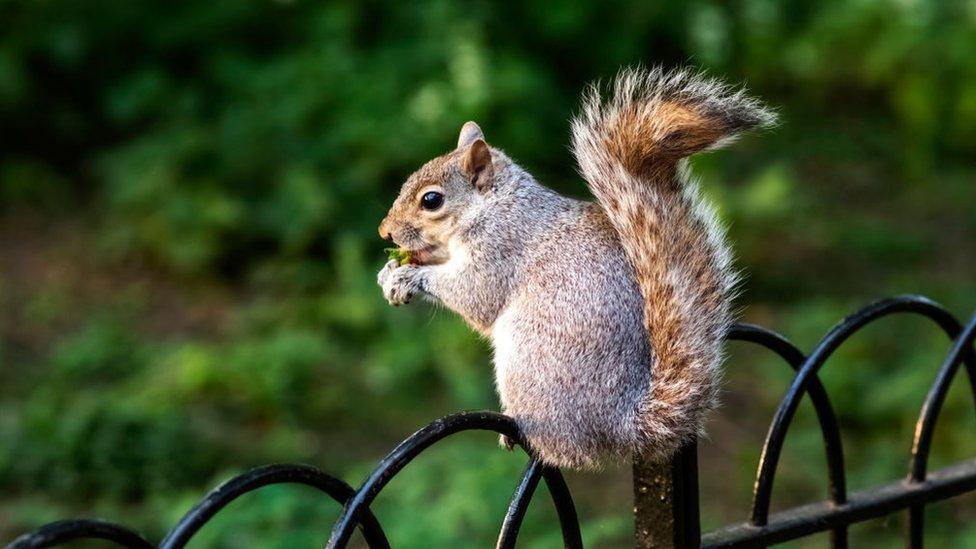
left=633, top=442, right=700, bottom=549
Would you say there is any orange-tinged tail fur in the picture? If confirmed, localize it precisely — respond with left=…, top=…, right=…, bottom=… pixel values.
left=571, top=67, right=775, bottom=461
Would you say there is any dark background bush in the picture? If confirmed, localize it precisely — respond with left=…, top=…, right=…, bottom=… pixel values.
left=1, top=1, right=975, bottom=547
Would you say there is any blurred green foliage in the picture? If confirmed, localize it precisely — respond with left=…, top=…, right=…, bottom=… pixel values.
left=1, top=0, right=975, bottom=547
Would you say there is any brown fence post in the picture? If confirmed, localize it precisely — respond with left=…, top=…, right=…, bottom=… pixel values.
left=633, top=441, right=700, bottom=548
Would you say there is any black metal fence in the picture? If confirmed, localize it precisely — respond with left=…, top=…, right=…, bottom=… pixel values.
left=5, top=294, right=976, bottom=548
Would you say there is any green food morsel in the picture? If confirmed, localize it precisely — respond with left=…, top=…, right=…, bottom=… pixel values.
left=385, top=247, right=412, bottom=266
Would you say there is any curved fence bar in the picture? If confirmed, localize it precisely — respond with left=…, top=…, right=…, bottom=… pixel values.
left=496, top=459, right=544, bottom=549
left=5, top=519, right=154, bottom=549
left=160, top=463, right=389, bottom=549
left=539, top=466, right=584, bottom=549
left=326, top=412, right=575, bottom=549
left=911, top=311, right=976, bottom=481
left=906, top=310, right=976, bottom=546
left=728, top=324, right=848, bottom=546
left=750, top=295, right=974, bottom=527
left=728, top=324, right=847, bottom=503
left=326, top=411, right=581, bottom=548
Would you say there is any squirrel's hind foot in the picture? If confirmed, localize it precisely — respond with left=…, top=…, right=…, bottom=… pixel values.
left=498, top=433, right=516, bottom=451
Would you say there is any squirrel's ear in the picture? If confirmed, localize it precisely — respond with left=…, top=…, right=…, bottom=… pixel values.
left=460, top=138, right=493, bottom=191
left=457, top=121, right=484, bottom=150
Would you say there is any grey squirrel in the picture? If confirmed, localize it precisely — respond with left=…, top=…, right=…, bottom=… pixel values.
left=377, top=67, right=774, bottom=469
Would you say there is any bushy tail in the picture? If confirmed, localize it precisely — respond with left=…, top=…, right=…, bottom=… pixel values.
left=571, top=67, right=775, bottom=462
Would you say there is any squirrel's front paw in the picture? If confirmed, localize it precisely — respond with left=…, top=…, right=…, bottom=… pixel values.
left=378, top=260, right=425, bottom=306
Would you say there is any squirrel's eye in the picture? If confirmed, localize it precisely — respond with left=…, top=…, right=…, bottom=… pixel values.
left=420, top=191, right=444, bottom=211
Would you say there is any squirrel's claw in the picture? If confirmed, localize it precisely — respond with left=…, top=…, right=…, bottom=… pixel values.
left=498, top=434, right=516, bottom=451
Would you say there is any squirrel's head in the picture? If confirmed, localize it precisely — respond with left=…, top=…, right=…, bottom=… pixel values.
left=378, top=121, right=496, bottom=265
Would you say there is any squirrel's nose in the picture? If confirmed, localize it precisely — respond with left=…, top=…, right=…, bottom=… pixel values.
left=378, top=219, right=393, bottom=241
